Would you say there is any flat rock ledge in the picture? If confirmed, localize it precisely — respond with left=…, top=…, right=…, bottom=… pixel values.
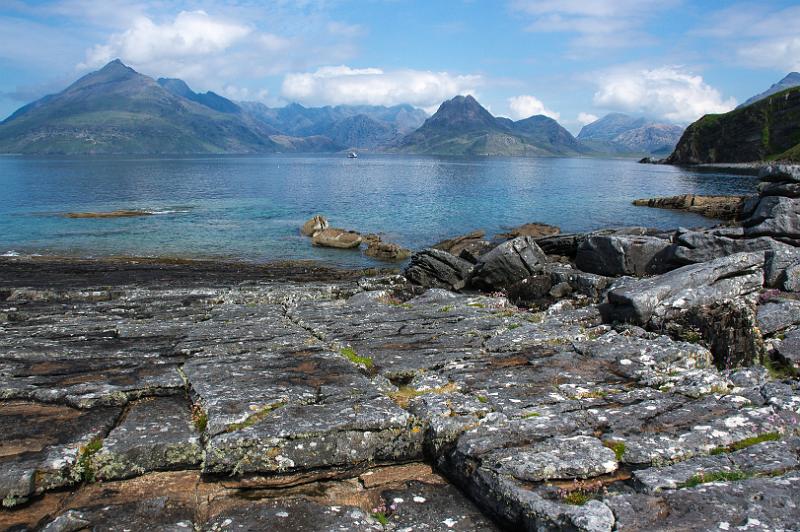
left=1, top=257, right=799, bottom=531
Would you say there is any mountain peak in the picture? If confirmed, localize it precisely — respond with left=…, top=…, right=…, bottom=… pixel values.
left=739, top=72, right=800, bottom=108
left=427, top=94, right=497, bottom=130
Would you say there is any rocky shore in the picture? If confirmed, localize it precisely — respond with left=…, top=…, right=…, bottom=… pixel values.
left=2, top=165, right=800, bottom=531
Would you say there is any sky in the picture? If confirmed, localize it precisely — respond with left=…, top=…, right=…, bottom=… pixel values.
left=1, top=0, right=799, bottom=133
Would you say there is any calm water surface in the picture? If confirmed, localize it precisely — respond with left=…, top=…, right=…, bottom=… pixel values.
left=0, top=154, right=758, bottom=267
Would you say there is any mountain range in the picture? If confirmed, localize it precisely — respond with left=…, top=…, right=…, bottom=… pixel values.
left=0, top=59, right=691, bottom=157
left=577, top=113, right=685, bottom=156
left=737, top=72, right=800, bottom=109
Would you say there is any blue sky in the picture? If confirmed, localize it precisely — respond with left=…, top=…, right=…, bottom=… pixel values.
left=1, top=0, right=799, bottom=132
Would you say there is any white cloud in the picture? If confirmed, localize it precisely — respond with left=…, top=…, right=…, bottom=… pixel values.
left=592, top=66, right=736, bottom=123
left=80, top=11, right=251, bottom=69
left=507, top=95, right=560, bottom=120
left=281, top=65, right=483, bottom=107
left=577, top=112, right=598, bottom=126
left=510, top=0, right=675, bottom=49
left=700, top=4, right=800, bottom=72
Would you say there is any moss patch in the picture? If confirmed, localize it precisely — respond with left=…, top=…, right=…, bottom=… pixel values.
left=710, top=432, right=781, bottom=455
left=603, top=440, right=626, bottom=461
left=679, top=469, right=750, bottom=488
left=340, top=347, right=374, bottom=369
left=388, top=383, right=459, bottom=408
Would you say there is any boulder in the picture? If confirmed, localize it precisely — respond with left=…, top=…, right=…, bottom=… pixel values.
left=404, top=249, right=474, bottom=291
left=759, top=164, right=800, bottom=183
left=362, top=233, right=382, bottom=246
left=765, top=247, right=800, bottom=290
left=757, top=298, right=800, bottom=336
left=432, top=230, right=488, bottom=256
left=496, top=222, right=560, bottom=240
left=300, top=215, right=328, bottom=237
left=664, top=227, right=790, bottom=266
left=469, top=236, right=547, bottom=291
left=775, top=328, right=800, bottom=369
left=758, top=181, right=800, bottom=198
left=311, top=228, right=362, bottom=249
left=602, top=252, right=765, bottom=327
left=575, top=235, right=671, bottom=277
left=364, top=241, right=411, bottom=262
left=507, top=275, right=553, bottom=309
left=535, top=233, right=585, bottom=257
left=743, top=196, right=800, bottom=241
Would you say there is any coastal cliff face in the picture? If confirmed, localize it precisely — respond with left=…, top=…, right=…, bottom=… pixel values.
left=667, top=87, right=800, bottom=164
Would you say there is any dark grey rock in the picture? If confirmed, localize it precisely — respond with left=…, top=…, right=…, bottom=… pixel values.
left=665, top=227, right=789, bottom=266
left=405, top=249, right=474, bottom=291
left=576, top=234, right=671, bottom=276
left=469, top=236, right=547, bottom=290
left=759, top=163, right=800, bottom=183
left=765, top=246, right=800, bottom=290
left=758, top=180, right=800, bottom=198
left=744, top=196, right=800, bottom=240
left=603, top=252, right=764, bottom=327
left=776, top=328, right=800, bottom=369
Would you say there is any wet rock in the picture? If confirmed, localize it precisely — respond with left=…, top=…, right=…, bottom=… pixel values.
left=364, top=240, right=411, bottom=261
left=312, top=228, right=363, bottom=249
left=603, top=252, right=765, bottom=328
left=404, top=249, right=474, bottom=290
left=470, top=236, right=547, bottom=291
left=664, top=227, right=789, bottom=266
left=300, top=215, right=328, bottom=237
left=93, top=396, right=202, bottom=481
left=633, top=194, right=750, bottom=220
left=765, top=246, right=800, bottom=290
left=496, top=222, right=560, bottom=240
left=757, top=297, right=800, bottom=336
left=576, top=234, right=671, bottom=276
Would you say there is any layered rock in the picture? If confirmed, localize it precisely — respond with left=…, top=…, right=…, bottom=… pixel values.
left=575, top=234, right=671, bottom=276
left=469, top=236, right=547, bottom=290
left=632, top=194, right=752, bottom=220
left=404, top=249, right=474, bottom=290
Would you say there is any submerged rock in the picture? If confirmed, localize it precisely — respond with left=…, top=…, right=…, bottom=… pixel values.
left=365, top=240, right=411, bottom=261
left=311, top=228, right=363, bottom=249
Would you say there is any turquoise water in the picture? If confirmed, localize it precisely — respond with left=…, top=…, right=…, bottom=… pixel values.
left=0, top=154, right=758, bottom=267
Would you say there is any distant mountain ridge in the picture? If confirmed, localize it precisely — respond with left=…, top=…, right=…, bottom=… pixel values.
left=0, top=60, right=427, bottom=155
left=396, top=95, right=589, bottom=156
left=577, top=113, right=684, bottom=155
left=738, top=72, right=800, bottom=109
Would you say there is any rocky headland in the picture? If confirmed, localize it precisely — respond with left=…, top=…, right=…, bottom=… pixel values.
left=2, top=165, right=800, bottom=531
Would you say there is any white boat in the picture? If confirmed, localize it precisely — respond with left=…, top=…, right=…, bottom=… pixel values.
left=347, top=151, right=358, bottom=158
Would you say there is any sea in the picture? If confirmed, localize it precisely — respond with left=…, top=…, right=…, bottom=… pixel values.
left=0, top=154, right=759, bottom=268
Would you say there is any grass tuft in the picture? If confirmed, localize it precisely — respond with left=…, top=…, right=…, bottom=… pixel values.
left=710, top=432, right=780, bottom=455
left=603, top=440, right=626, bottom=461
left=680, top=469, right=749, bottom=488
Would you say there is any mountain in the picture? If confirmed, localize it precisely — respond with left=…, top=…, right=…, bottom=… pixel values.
left=0, top=60, right=287, bottom=154
left=666, top=86, right=800, bottom=164
left=577, top=113, right=684, bottom=155
left=240, top=102, right=426, bottom=149
left=738, top=72, right=800, bottom=109
left=396, top=95, right=588, bottom=156
left=157, top=78, right=241, bottom=114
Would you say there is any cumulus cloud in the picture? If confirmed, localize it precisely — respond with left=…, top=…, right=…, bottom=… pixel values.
left=281, top=65, right=483, bottom=107
left=577, top=112, right=599, bottom=126
left=592, top=66, right=736, bottom=123
left=80, top=11, right=251, bottom=69
left=507, top=95, right=560, bottom=120
left=510, top=0, right=675, bottom=49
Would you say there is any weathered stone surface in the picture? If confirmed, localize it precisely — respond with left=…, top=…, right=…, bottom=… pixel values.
left=364, top=240, right=411, bottom=261
left=470, top=236, right=547, bottom=290
left=300, top=214, right=328, bottom=236
left=603, top=252, right=765, bottom=327
left=312, top=228, right=363, bottom=249
left=757, top=297, right=800, bottom=335
left=776, top=328, right=800, bottom=369
left=576, top=234, right=671, bottom=276
left=633, top=194, right=750, bottom=220
left=92, top=396, right=202, bottom=481
left=765, top=246, right=800, bottom=290
left=744, top=196, right=800, bottom=241
left=758, top=180, right=800, bottom=198
left=405, top=248, right=474, bottom=290
left=433, top=229, right=489, bottom=257
left=665, top=227, right=789, bottom=266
